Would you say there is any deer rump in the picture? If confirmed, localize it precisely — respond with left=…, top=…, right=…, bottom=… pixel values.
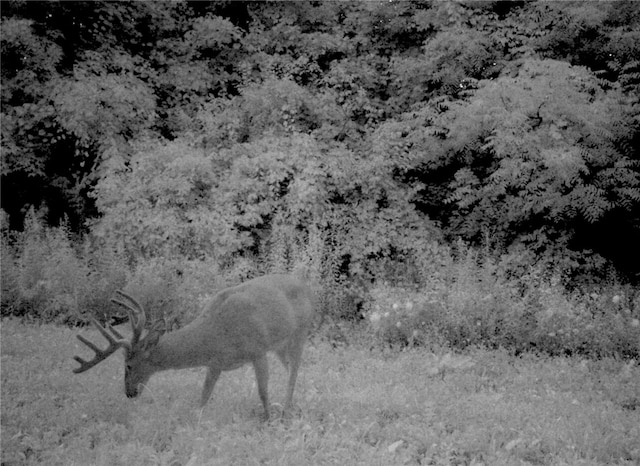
left=168, top=276, right=312, bottom=370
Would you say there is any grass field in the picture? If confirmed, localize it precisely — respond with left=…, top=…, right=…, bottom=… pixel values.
left=1, top=319, right=639, bottom=465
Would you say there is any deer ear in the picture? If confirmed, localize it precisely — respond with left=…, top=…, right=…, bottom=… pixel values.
left=143, top=319, right=166, bottom=350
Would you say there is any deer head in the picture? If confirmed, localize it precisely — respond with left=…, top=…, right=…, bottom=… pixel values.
left=73, top=290, right=166, bottom=398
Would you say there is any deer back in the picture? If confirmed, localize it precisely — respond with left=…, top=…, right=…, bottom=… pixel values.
left=150, top=274, right=314, bottom=370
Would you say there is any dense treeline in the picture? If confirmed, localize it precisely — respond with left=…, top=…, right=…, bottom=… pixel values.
left=2, top=1, right=640, bottom=356
left=2, top=0, right=639, bottom=279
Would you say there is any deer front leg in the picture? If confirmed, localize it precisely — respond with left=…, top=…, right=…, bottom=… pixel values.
left=200, top=367, right=221, bottom=407
left=252, top=356, right=270, bottom=419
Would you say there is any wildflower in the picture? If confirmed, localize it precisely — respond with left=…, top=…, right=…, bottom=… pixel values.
left=396, top=321, right=402, bottom=328
left=612, top=295, right=621, bottom=305
left=392, top=302, right=399, bottom=310
left=548, top=332, right=556, bottom=337
left=405, top=301, right=414, bottom=311
left=370, top=312, right=381, bottom=324
left=384, top=312, right=390, bottom=318
left=631, top=319, right=640, bottom=328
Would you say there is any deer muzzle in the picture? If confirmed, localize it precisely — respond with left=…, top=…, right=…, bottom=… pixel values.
left=125, top=382, right=141, bottom=398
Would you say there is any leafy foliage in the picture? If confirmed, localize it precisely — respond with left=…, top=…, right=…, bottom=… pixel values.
left=51, top=54, right=156, bottom=149
left=365, top=242, right=640, bottom=359
left=0, top=209, right=127, bottom=323
left=447, top=60, right=637, bottom=218
left=380, top=58, right=639, bottom=278
left=2, top=0, right=640, bottom=334
left=92, top=138, right=244, bottom=262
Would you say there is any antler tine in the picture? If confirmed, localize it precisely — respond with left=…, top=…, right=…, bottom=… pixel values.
left=111, top=290, right=146, bottom=346
left=108, top=323, right=125, bottom=340
left=73, top=318, right=131, bottom=374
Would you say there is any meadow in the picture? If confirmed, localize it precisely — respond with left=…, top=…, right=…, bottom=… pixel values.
left=1, top=319, right=638, bottom=466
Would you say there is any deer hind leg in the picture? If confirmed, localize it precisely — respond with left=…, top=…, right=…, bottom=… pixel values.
left=283, top=334, right=306, bottom=413
left=200, top=367, right=221, bottom=407
left=252, top=355, right=270, bottom=419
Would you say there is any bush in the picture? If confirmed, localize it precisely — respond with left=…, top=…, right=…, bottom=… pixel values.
left=123, top=256, right=229, bottom=329
left=4, top=210, right=637, bottom=360
left=1, top=209, right=127, bottom=324
left=1, top=237, right=21, bottom=316
left=1, top=211, right=250, bottom=328
left=364, top=242, right=640, bottom=358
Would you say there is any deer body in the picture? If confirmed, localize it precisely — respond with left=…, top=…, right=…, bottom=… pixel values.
left=73, top=274, right=314, bottom=419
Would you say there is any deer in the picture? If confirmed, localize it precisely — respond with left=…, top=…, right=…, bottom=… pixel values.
left=72, top=274, right=314, bottom=420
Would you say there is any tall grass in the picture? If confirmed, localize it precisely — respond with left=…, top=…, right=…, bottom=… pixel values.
left=365, top=241, right=640, bottom=358
left=1, top=210, right=127, bottom=324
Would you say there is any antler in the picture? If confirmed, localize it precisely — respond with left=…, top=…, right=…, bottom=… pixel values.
left=73, top=290, right=147, bottom=374
left=73, top=318, right=131, bottom=373
left=110, top=290, right=146, bottom=347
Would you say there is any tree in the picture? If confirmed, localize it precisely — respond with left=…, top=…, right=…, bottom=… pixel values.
left=390, top=58, right=639, bottom=277
left=92, top=138, right=244, bottom=262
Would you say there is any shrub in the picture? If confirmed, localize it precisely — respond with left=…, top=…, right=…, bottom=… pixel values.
left=123, top=257, right=193, bottom=328
left=92, top=138, right=246, bottom=263
left=366, top=285, right=443, bottom=349
left=0, top=236, right=21, bottom=315
left=364, top=242, right=640, bottom=358
left=1, top=210, right=87, bottom=323
left=1, top=209, right=128, bottom=324
left=123, top=256, right=265, bottom=329
left=260, top=218, right=356, bottom=322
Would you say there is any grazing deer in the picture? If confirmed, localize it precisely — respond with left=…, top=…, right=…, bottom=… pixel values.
left=73, top=274, right=314, bottom=419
